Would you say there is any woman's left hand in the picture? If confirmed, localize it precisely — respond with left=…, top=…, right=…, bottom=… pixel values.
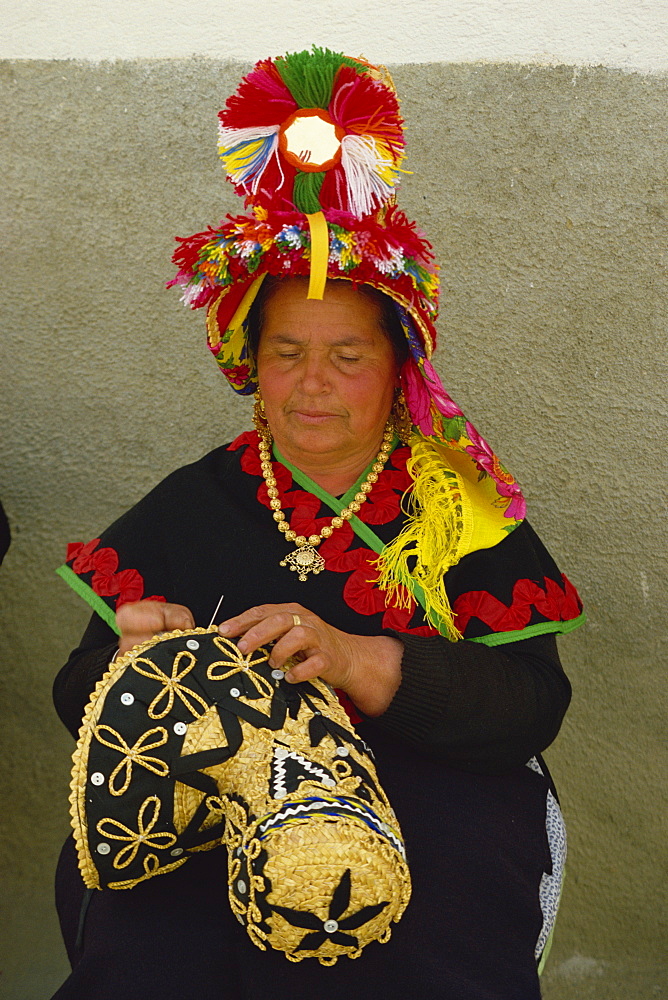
left=218, top=603, right=403, bottom=717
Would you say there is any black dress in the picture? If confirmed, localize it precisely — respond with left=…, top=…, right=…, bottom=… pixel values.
left=52, top=434, right=583, bottom=999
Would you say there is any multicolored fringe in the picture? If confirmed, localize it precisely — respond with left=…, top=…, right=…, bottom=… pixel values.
left=169, top=206, right=525, bottom=525
left=217, top=47, right=406, bottom=217
left=170, top=204, right=438, bottom=329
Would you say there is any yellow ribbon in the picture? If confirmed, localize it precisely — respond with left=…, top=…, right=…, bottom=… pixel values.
left=305, top=211, right=329, bottom=300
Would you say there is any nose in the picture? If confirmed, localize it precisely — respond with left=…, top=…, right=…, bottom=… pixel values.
left=298, top=349, right=330, bottom=395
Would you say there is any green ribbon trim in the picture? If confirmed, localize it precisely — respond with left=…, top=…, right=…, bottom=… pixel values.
left=270, top=446, right=586, bottom=647
left=272, top=440, right=397, bottom=555
left=272, top=439, right=450, bottom=636
left=56, top=564, right=120, bottom=635
left=537, top=921, right=556, bottom=977
left=468, top=612, right=587, bottom=647
left=537, top=862, right=567, bottom=976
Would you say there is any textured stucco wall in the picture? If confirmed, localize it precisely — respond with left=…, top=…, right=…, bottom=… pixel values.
left=0, top=59, right=666, bottom=998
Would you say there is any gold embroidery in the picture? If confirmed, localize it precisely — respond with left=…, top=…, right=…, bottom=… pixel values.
left=107, top=852, right=187, bottom=890
left=207, top=637, right=274, bottom=697
left=97, top=795, right=177, bottom=869
left=205, top=794, right=226, bottom=814
left=93, top=725, right=169, bottom=796
left=132, top=650, right=210, bottom=720
left=208, top=636, right=269, bottom=676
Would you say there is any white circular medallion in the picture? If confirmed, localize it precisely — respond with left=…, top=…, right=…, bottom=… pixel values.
left=186, top=639, right=200, bottom=651
left=120, top=692, right=134, bottom=706
left=230, top=687, right=241, bottom=698
left=281, top=112, right=342, bottom=169
left=335, top=746, right=349, bottom=757
left=323, top=919, right=339, bottom=933
left=173, top=722, right=187, bottom=736
left=91, top=772, right=105, bottom=786
left=96, top=843, right=111, bottom=856
left=236, top=879, right=247, bottom=894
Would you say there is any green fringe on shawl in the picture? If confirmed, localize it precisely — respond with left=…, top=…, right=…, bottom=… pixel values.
left=294, top=171, right=326, bottom=214
left=375, top=434, right=465, bottom=641
left=276, top=47, right=366, bottom=108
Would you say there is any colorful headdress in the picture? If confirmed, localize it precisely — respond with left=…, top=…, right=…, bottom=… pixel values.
left=170, top=48, right=526, bottom=637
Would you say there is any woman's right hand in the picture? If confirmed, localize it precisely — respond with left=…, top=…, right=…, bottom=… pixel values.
left=115, top=601, right=195, bottom=656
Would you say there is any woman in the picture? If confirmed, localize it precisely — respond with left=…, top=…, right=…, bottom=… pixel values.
left=53, top=48, right=583, bottom=999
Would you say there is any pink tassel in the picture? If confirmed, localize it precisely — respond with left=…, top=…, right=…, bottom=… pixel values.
left=421, top=358, right=464, bottom=418
left=401, top=359, right=434, bottom=436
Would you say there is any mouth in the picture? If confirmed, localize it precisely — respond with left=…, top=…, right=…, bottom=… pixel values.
left=291, top=410, right=342, bottom=424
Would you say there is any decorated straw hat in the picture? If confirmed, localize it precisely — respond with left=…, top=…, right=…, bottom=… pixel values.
left=70, top=628, right=411, bottom=964
left=169, top=47, right=526, bottom=638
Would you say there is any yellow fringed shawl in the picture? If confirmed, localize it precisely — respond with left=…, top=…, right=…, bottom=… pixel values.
left=375, top=435, right=519, bottom=640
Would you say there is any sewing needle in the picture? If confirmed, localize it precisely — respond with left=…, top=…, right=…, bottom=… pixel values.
left=207, top=592, right=225, bottom=629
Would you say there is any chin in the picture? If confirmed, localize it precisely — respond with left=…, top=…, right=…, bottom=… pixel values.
left=288, top=428, right=349, bottom=455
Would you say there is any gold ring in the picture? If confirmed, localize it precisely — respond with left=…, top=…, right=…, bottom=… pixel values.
left=292, top=614, right=301, bottom=627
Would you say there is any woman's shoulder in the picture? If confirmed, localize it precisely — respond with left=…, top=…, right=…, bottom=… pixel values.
left=82, top=439, right=251, bottom=552
left=445, top=519, right=584, bottom=643
left=131, top=437, right=251, bottom=508
left=58, top=438, right=256, bottom=613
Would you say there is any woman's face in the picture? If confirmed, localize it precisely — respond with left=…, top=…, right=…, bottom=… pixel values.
left=256, top=279, right=398, bottom=467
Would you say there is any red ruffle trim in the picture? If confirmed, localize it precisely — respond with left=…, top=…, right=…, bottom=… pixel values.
left=453, top=574, right=582, bottom=635
left=228, top=432, right=434, bottom=635
left=66, top=539, right=166, bottom=610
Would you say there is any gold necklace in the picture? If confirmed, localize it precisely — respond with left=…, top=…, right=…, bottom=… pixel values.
left=258, top=423, right=395, bottom=581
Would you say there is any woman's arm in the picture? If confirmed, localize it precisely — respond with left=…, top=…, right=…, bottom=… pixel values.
left=370, top=630, right=570, bottom=772
left=219, top=604, right=571, bottom=773
left=56, top=606, right=571, bottom=772
left=53, top=601, right=197, bottom=739
left=53, top=613, right=118, bottom=739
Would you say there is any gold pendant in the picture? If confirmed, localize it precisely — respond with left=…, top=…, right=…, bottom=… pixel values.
left=280, top=544, right=325, bottom=582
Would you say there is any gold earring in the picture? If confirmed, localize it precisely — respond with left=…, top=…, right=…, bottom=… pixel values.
left=392, top=389, right=413, bottom=444
left=253, top=389, right=268, bottom=435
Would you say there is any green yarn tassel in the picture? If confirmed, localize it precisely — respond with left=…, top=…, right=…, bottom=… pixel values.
left=276, top=46, right=365, bottom=109
left=293, top=172, right=325, bottom=214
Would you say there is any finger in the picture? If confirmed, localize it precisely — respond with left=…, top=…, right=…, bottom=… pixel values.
left=116, top=600, right=169, bottom=635
left=163, top=604, right=196, bottom=631
left=284, top=652, right=329, bottom=685
left=117, top=601, right=195, bottom=655
left=218, top=605, right=280, bottom=638
left=269, top=626, right=322, bottom=669
left=117, top=603, right=167, bottom=653
left=218, top=603, right=304, bottom=638
left=236, top=611, right=309, bottom=655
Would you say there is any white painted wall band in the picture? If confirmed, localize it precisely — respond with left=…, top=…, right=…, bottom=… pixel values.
left=3, top=0, right=668, bottom=72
